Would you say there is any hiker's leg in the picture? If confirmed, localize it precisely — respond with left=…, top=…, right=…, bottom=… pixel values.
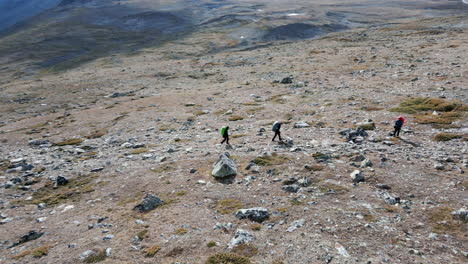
left=226, top=136, right=230, bottom=145
left=221, top=137, right=226, bottom=144
left=393, top=128, right=397, bottom=136
left=272, top=133, right=277, bottom=141
left=278, top=131, right=282, bottom=141
left=396, top=128, right=401, bottom=137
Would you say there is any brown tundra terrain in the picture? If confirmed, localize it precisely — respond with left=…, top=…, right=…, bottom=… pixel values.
left=0, top=0, right=467, bottom=263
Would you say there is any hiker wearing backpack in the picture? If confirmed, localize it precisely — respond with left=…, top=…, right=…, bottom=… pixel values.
left=272, top=121, right=282, bottom=141
left=393, top=116, right=404, bottom=137
left=220, top=126, right=230, bottom=145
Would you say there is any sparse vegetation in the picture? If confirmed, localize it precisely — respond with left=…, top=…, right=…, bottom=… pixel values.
left=21, top=174, right=97, bottom=206
left=206, top=253, right=251, bottom=264
left=433, top=133, right=462, bottom=142
left=389, top=97, right=463, bottom=114
left=249, top=223, right=262, bottom=231
left=216, top=199, right=242, bottom=214
left=427, top=206, right=464, bottom=234
left=85, top=130, right=106, bottom=139
left=252, top=153, right=289, bottom=166
left=207, top=241, right=217, bottom=248
left=305, top=164, right=324, bottom=171
left=83, top=249, right=107, bottom=263
left=231, top=243, right=258, bottom=257
left=175, top=228, right=188, bottom=235
left=137, top=229, right=149, bottom=240
left=54, top=138, right=83, bottom=146
left=228, top=115, right=244, bottom=121
left=318, top=183, right=349, bottom=193
left=130, top=148, right=149, bottom=154
left=144, top=245, right=161, bottom=257
left=12, top=245, right=50, bottom=260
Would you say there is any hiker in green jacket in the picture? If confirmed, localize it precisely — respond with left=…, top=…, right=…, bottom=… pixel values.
left=220, top=126, right=230, bottom=145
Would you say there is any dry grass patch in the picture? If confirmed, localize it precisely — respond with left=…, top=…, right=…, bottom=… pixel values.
left=216, top=199, right=242, bottom=214
left=433, top=133, right=463, bottom=142
left=389, top=97, right=463, bottom=114
left=54, top=138, right=83, bottom=146
left=207, top=241, right=217, bottom=247
left=318, top=183, right=349, bottom=194
left=361, top=106, right=384, bottom=111
left=427, top=206, right=465, bottom=234
left=12, top=245, right=51, bottom=260
left=249, top=223, right=262, bottom=231
left=130, top=148, right=149, bottom=154
left=228, top=115, right=244, bottom=121
left=231, top=243, right=258, bottom=257
left=85, top=130, right=106, bottom=139
left=175, top=228, right=188, bottom=235
left=83, top=249, right=107, bottom=263
left=206, top=253, right=251, bottom=264
left=252, top=153, right=290, bottom=166
left=21, top=174, right=98, bottom=206
left=144, top=245, right=161, bottom=257
left=137, top=229, right=149, bottom=240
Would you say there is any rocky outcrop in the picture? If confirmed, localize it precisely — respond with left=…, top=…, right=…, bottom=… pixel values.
left=212, top=153, right=237, bottom=178
left=235, top=207, right=269, bottom=222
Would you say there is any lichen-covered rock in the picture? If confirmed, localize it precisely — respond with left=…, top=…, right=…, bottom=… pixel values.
left=228, top=229, right=254, bottom=248
left=350, top=170, right=364, bottom=183
left=235, top=207, right=269, bottom=222
left=212, top=153, right=237, bottom=178
left=133, top=194, right=163, bottom=212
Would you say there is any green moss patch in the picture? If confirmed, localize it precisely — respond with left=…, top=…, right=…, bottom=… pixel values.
left=252, top=153, right=290, bottom=166
left=206, top=253, right=251, bottom=264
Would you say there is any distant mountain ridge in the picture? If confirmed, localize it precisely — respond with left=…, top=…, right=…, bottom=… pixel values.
left=0, top=0, right=62, bottom=31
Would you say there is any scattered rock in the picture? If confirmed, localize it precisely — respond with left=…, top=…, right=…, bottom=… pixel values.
left=287, top=219, right=305, bottom=232
left=228, top=229, right=254, bottom=248
left=280, top=76, right=293, bottom=84
left=350, top=170, right=364, bottom=183
left=79, top=250, right=97, bottom=261
left=282, top=184, right=300, bottom=193
left=360, top=158, right=373, bottom=168
left=133, top=194, right=163, bottom=212
left=212, top=153, right=237, bottom=178
left=452, top=208, right=467, bottom=222
left=55, top=176, right=69, bottom=187
left=381, top=192, right=400, bottom=205
left=235, top=207, right=269, bottom=222
left=294, top=121, right=310, bottom=128
left=8, top=230, right=44, bottom=248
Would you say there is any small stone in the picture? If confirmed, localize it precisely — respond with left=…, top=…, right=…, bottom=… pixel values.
left=282, top=184, right=300, bottom=193
left=294, top=121, right=310, bottom=128
left=228, top=229, right=254, bottom=248
left=350, top=170, right=364, bottom=183
left=36, top=217, right=47, bottom=223
left=287, top=219, right=305, bottom=232
left=452, top=208, right=467, bottom=222
left=103, top=235, right=114, bottom=241
left=189, top=168, right=197, bottom=174
left=55, top=176, right=69, bottom=186
left=80, top=250, right=96, bottom=260
left=360, top=158, right=373, bottom=168
left=105, top=248, right=112, bottom=257
left=133, top=194, right=163, bottom=212
left=235, top=207, right=269, bottom=222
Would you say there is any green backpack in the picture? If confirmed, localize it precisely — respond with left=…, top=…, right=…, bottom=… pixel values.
left=220, top=126, right=227, bottom=136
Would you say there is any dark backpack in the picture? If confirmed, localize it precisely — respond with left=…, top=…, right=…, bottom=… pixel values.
left=272, top=122, right=281, bottom=132
left=394, top=119, right=403, bottom=128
